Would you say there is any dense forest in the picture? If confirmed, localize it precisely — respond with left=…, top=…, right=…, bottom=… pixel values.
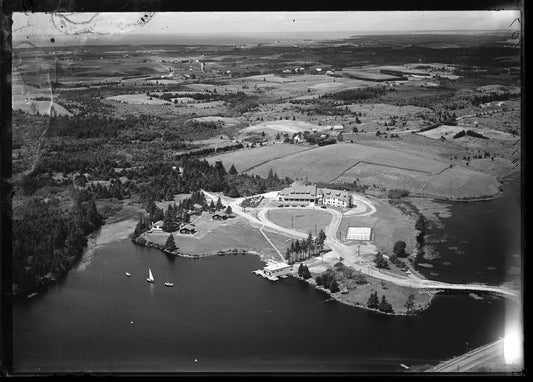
left=12, top=196, right=103, bottom=296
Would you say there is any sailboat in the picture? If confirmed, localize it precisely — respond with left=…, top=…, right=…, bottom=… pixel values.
left=164, top=271, right=174, bottom=287
left=146, top=268, right=155, bottom=283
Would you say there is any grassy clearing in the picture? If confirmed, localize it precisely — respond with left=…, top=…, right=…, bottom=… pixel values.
left=206, top=143, right=313, bottom=173
left=339, top=197, right=417, bottom=256
left=240, top=120, right=324, bottom=135
left=246, top=142, right=449, bottom=180
left=268, top=208, right=332, bottom=236
left=144, top=216, right=285, bottom=260
left=106, top=94, right=172, bottom=105
left=305, top=263, right=434, bottom=314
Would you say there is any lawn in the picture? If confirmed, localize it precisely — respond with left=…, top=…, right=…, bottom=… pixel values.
left=267, top=208, right=332, bottom=236
left=144, top=216, right=290, bottom=261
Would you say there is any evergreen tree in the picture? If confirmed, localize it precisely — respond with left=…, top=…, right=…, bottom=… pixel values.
left=225, top=205, right=232, bottom=215
left=228, top=164, right=238, bottom=175
left=209, top=200, right=216, bottom=210
left=302, top=266, right=312, bottom=280
left=165, top=234, right=176, bottom=251
left=367, top=291, right=380, bottom=309
left=329, top=279, right=340, bottom=293
left=379, top=295, right=394, bottom=313
left=298, top=263, right=304, bottom=277
left=216, top=196, right=224, bottom=210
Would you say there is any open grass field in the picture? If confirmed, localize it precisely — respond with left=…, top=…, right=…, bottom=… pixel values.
left=240, top=119, right=325, bottom=135
left=106, top=93, right=172, bottom=105
left=192, top=116, right=242, bottom=126
left=339, top=196, right=417, bottom=256
left=12, top=100, right=73, bottom=116
left=207, top=141, right=501, bottom=199
left=206, top=143, right=314, bottom=173
left=245, top=142, right=451, bottom=179
left=267, top=208, right=332, bottom=236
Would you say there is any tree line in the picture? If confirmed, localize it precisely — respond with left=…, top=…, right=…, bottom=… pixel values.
left=13, top=195, right=103, bottom=296
left=284, top=230, right=326, bottom=264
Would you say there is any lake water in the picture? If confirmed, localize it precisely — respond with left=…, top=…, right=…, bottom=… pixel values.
left=12, top=173, right=522, bottom=373
left=417, top=171, right=522, bottom=285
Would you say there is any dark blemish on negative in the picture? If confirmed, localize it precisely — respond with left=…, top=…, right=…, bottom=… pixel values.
left=50, top=38, right=55, bottom=43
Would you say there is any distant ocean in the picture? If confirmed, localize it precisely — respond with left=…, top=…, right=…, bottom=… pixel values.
left=13, top=30, right=510, bottom=48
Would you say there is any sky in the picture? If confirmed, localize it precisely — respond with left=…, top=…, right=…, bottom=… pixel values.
left=12, top=11, right=521, bottom=46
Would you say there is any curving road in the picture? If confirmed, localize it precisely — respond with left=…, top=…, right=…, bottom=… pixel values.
left=202, top=190, right=519, bottom=300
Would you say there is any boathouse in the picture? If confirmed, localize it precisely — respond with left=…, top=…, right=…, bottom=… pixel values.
left=264, top=262, right=292, bottom=278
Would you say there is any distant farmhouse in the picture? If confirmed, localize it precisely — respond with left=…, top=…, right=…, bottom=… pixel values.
left=278, top=184, right=353, bottom=208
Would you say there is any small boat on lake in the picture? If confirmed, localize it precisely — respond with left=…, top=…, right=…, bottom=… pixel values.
left=146, top=268, right=155, bottom=283
left=125, top=272, right=131, bottom=277
left=164, top=271, right=174, bottom=287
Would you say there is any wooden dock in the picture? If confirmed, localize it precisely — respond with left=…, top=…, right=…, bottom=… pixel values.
left=252, top=269, right=279, bottom=281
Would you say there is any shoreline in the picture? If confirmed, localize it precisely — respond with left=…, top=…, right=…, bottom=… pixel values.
left=297, top=275, right=437, bottom=317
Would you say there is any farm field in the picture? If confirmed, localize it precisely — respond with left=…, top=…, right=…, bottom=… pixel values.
left=106, top=93, right=172, bottom=105
left=267, top=208, right=332, bottom=236
left=208, top=141, right=502, bottom=199
left=243, top=142, right=450, bottom=177
left=206, top=143, right=314, bottom=173
left=240, top=119, right=326, bottom=135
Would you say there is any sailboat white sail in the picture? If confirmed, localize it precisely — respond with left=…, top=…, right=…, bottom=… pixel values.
left=147, top=268, right=154, bottom=283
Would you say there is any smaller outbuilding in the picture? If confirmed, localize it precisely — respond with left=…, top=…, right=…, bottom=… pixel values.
left=151, top=220, right=164, bottom=232
left=212, top=212, right=229, bottom=220
left=180, top=224, right=196, bottom=235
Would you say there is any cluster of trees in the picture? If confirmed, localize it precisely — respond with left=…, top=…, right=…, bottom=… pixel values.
left=321, top=87, right=386, bottom=102
left=471, top=91, right=518, bottom=105
left=77, top=178, right=137, bottom=200
left=367, top=291, right=394, bottom=314
left=134, top=159, right=291, bottom=202
left=374, top=252, right=389, bottom=269
left=387, top=189, right=410, bottom=199
left=453, top=130, right=489, bottom=139
left=297, top=263, right=312, bottom=279
left=315, top=269, right=340, bottom=293
left=47, top=114, right=133, bottom=139
left=284, top=231, right=326, bottom=264
left=132, top=191, right=209, bottom=238
left=13, top=196, right=103, bottom=296
left=389, top=253, right=408, bottom=270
